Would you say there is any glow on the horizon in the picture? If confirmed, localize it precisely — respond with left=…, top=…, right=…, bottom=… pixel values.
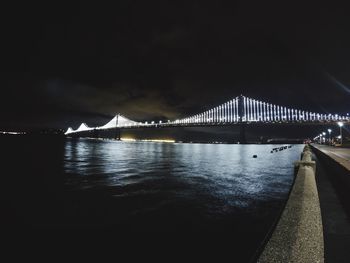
left=121, top=137, right=175, bottom=143
left=120, top=138, right=137, bottom=141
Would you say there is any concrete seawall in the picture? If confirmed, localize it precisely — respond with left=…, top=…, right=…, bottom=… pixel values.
left=257, top=145, right=324, bottom=263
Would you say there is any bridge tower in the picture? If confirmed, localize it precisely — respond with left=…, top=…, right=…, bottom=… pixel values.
left=115, top=114, right=121, bottom=140
left=238, top=95, right=245, bottom=122
left=238, top=95, right=247, bottom=144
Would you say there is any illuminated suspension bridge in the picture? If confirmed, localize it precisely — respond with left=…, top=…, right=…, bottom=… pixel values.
left=65, top=95, right=350, bottom=136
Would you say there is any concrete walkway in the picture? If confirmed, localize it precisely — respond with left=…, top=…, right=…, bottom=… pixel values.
left=312, top=145, right=350, bottom=171
left=311, top=144, right=350, bottom=263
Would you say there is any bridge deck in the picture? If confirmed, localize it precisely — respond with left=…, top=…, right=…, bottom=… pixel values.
left=65, top=94, right=350, bottom=135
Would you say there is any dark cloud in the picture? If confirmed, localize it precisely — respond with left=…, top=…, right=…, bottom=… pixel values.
left=1, top=1, right=350, bottom=130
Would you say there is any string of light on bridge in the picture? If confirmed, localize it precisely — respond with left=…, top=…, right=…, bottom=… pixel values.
left=65, top=95, right=350, bottom=135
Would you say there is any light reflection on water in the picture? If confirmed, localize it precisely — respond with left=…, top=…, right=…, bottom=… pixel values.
left=64, top=138, right=303, bottom=214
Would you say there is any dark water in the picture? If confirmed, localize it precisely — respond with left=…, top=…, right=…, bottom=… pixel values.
left=1, top=136, right=303, bottom=261
left=64, top=139, right=302, bottom=225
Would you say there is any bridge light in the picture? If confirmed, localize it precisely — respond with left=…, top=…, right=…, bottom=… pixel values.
left=338, top=121, right=344, bottom=127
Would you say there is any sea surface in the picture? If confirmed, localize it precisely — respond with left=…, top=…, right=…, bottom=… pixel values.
left=1, top=136, right=303, bottom=261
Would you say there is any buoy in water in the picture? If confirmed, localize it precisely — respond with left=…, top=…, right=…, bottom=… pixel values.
left=253, top=155, right=257, bottom=158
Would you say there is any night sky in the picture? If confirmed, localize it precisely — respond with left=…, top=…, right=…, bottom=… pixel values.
left=2, top=1, right=350, bottom=130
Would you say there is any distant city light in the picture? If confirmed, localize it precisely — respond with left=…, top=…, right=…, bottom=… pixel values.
left=0, top=131, right=26, bottom=135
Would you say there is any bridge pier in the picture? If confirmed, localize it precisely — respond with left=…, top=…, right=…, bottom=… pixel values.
left=93, top=128, right=99, bottom=138
left=115, top=128, right=121, bottom=140
left=239, top=123, right=247, bottom=144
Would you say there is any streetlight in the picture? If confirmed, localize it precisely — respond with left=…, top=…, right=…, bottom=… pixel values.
left=327, top=129, right=332, bottom=145
left=338, top=122, right=344, bottom=146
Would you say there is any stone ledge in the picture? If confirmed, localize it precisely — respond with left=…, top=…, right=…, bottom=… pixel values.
left=257, top=146, right=324, bottom=263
